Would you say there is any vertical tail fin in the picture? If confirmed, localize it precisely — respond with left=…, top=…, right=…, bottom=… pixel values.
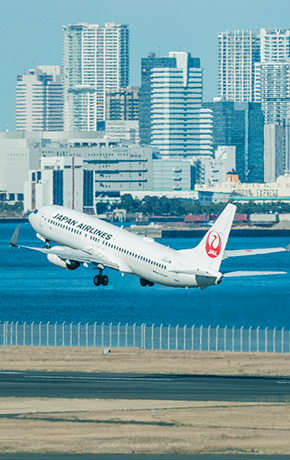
left=179, top=203, right=236, bottom=272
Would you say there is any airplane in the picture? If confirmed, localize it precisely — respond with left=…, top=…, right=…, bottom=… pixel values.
left=10, top=203, right=289, bottom=290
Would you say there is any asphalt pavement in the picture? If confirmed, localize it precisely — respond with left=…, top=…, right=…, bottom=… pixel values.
left=0, top=454, right=290, bottom=460
left=0, top=370, right=290, bottom=402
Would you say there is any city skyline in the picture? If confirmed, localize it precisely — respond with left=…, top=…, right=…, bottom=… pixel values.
left=1, top=0, right=290, bottom=131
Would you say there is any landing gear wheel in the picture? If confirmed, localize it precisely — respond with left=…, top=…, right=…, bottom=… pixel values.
left=94, top=275, right=101, bottom=286
left=101, top=275, right=109, bottom=286
left=147, top=281, right=154, bottom=287
left=140, top=278, right=148, bottom=287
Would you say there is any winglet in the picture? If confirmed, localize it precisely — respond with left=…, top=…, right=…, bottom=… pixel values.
left=10, top=224, right=21, bottom=248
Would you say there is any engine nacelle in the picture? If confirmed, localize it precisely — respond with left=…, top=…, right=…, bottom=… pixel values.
left=47, top=254, right=80, bottom=270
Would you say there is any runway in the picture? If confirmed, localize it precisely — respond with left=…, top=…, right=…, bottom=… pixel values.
left=0, top=370, right=290, bottom=402
left=0, top=454, right=289, bottom=460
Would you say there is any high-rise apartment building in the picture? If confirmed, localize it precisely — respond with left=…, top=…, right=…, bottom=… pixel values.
left=218, top=29, right=290, bottom=125
left=105, top=86, right=139, bottom=121
left=254, top=62, right=290, bottom=123
left=254, top=29, right=290, bottom=124
left=218, top=30, right=260, bottom=102
left=16, top=66, right=63, bottom=131
left=63, top=22, right=129, bottom=131
left=139, top=52, right=210, bottom=158
left=260, top=28, right=290, bottom=62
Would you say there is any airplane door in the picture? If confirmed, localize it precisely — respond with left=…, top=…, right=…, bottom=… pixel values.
left=39, top=208, right=50, bottom=228
left=174, top=263, right=182, bottom=282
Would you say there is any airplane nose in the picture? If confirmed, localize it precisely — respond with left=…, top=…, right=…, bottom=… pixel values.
left=29, top=209, right=38, bottom=225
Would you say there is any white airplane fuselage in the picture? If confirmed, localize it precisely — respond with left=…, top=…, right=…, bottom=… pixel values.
left=28, top=205, right=223, bottom=289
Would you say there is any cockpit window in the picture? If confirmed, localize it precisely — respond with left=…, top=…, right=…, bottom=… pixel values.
left=33, top=209, right=38, bottom=214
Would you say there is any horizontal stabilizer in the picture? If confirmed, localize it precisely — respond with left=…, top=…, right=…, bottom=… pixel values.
left=224, top=247, right=288, bottom=258
left=223, top=270, right=287, bottom=277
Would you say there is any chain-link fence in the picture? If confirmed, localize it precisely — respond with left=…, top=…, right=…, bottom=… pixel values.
left=0, top=322, right=289, bottom=353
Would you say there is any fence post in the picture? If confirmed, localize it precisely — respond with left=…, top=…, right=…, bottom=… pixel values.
left=160, top=324, right=163, bottom=350
left=249, top=326, right=252, bottom=352
left=47, top=322, right=50, bottom=347
left=62, top=322, right=65, bottom=347
left=109, top=323, right=112, bottom=348
left=216, top=326, right=219, bottom=351
left=85, top=322, right=88, bottom=347
left=224, top=326, right=227, bottom=351
left=15, top=322, right=18, bottom=346
left=191, top=325, right=195, bottom=350
left=208, top=325, right=211, bottom=351
left=125, top=323, right=128, bottom=348
left=168, top=325, right=170, bottom=350
left=151, top=324, right=154, bottom=349
left=31, top=322, right=34, bottom=346
left=23, top=322, right=26, bottom=346
left=141, top=324, right=144, bottom=348
left=78, top=322, right=80, bottom=347
left=232, top=326, right=235, bottom=352
left=54, top=322, right=57, bottom=347
left=240, top=326, right=243, bottom=352
left=176, top=325, right=179, bottom=350
left=273, top=327, right=276, bottom=353
left=93, top=322, right=97, bottom=348
left=200, top=326, right=203, bottom=351
left=70, top=322, right=73, bottom=347
left=281, top=327, right=285, bottom=354
left=143, top=323, right=146, bottom=349
left=256, top=326, right=260, bottom=352
left=184, top=325, right=187, bottom=351
left=117, top=323, right=120, bottom=348
left=39, top=322, right=42, bottom=347
left=101, top=323, right=104, bottom=347
left=10, top=322, right=13, bottom=346
left=265, top=327, right=268, bottom=353
left=133, top=323, right=136, bottom=348
left=3, top=322, right=6, bottom=346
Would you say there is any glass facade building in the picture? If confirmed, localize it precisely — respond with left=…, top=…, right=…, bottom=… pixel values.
left=203, top=102, right=265, bottom=183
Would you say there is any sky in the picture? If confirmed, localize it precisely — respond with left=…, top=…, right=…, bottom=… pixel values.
left=1, top=0, right=290, bottom=131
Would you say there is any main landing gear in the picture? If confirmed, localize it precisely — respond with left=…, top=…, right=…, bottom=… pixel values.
left=140, top=278, right=154, bottom=287
left=93, top=268, right=109, bottom=287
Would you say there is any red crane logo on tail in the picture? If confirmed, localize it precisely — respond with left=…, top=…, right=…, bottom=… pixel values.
left=205, top=230, right=222, bottom=258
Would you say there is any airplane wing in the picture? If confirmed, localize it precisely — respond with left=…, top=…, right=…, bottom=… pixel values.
left=224, top=245, right=290, bottom=259
left=10, top=225, right=119, bottom=270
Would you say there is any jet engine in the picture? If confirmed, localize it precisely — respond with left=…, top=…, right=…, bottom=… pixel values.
left=47, top=254, right=80, bottom=270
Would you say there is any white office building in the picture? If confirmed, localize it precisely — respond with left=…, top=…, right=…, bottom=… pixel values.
left=264, top=123, right=285, bottom=183
left=149, top=52, right=205, bottom=158
left=16, top=66, right=63, bottom=131
left=106, top=120, right=140, bottom=144
left=63, top=22, right=129, bottom=131
left=152, top=159, right=193, bottom=191
left=0, top=133, right=40, bottom=203
left=194, top=146, right=236, bottom=186
left=24, top=157, right=84, bottom=213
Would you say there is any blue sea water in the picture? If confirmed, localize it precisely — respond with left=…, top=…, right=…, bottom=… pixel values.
left=1, top=222, right=290, bottom=329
